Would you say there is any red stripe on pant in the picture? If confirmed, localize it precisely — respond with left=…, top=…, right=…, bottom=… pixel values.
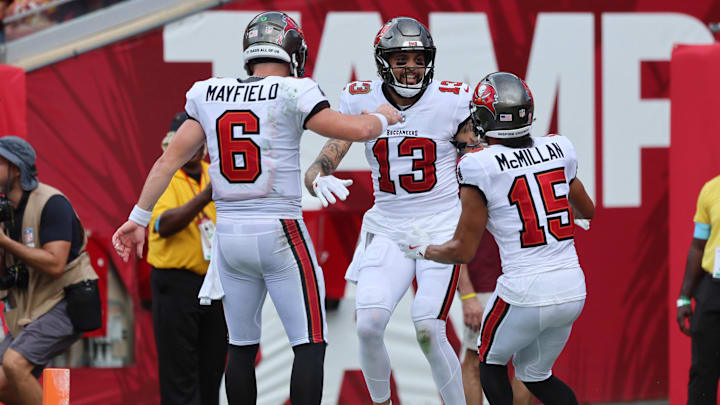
left=478, top=296, right=509, bottom=362
left=282, top=219, right=324, bottom=343
left=437, top=265, right=461, bottom=321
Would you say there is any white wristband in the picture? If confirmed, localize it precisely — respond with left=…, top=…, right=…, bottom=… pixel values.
left=369, top=113, right=388, bottom=134
left=128, top=204, right=152, bottom=227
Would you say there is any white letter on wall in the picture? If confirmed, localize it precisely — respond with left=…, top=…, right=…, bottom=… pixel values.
left=429, top=13, right=498, bottom=84
left=164, top=11, right=301, bottom=78
left=602, top=13, right=712, bottom=207
left=526, top=13, right=595, bottom=201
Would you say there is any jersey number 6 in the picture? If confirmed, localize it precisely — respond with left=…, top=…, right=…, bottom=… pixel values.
left=508, top=167, right=574, bottom=248
left=216, top=110, right=262, bottom=183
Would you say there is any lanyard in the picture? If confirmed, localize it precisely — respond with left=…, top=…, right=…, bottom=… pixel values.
left=181, top=169, right=210, bottom=222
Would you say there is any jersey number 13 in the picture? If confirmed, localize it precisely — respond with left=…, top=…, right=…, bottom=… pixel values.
left=372, top=137, right=437, bottom=194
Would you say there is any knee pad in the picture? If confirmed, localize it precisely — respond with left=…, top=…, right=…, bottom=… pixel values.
left=356, top=308, right=391, bottom=342
left=414, top=318, right=445, bottom=355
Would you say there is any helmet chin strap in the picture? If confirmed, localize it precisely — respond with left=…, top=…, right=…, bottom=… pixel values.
left=388, top=66, right=425, bottom=98
left=391, top=83, right=423, bottom=98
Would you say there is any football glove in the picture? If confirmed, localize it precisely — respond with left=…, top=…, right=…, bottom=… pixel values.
left=398, top=225, right=431, bottom=260
left=312, top=173, right=353, bottom=207
left=574, top=218, right=590, bottom=231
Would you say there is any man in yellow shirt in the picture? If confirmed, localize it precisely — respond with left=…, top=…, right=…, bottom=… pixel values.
left=148, top=112, right=226, bottom=405
left=677, top=174, right=720, bottom=404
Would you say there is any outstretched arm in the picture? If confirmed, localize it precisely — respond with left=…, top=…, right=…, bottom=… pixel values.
left=113, top=120, right=205, bottom=261
left=304, top=139, right=353, bottom=196
left=425, top=186, right=488, bottom=264
left=568, top=177, right=594, bottom=220
left=305, top=104, right=401, bottom=142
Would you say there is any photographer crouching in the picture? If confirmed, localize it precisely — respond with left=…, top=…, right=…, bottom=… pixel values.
left=0, top=136, right=100, bottom=405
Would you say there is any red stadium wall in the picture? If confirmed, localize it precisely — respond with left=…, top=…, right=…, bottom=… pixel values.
left=8, top=0, right=720, bottom=403
left=668, top=44, right=720, bottom=405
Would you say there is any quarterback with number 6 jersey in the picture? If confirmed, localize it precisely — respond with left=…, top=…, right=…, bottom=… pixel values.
left=305, top=17, right=470, bottom=405
left=399, top=72, right=595, bottom=405
left=112, top=11, right=402, bottom=405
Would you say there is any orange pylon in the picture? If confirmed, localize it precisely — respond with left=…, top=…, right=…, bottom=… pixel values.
left=42, top=368, right=69, bottom=405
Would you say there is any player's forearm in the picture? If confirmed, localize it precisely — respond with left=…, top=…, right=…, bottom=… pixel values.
left=137, top=156, right=181, bottom=211
left=569, top=178, right=594, bottom=219
left=457, top=264, right=475, bottom=296
left=425, top=239, right=475, bottom=264
left=304, top=140, right=352, bottom=195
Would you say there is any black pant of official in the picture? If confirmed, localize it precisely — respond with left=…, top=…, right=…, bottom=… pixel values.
left=152, top=267, right=228, bottom=405
left=689, top=273, right=720, bottom=405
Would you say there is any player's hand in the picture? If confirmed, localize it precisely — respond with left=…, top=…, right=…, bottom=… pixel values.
left=462, top=296, right=484, bottom=332
left=112, top=220, right=146, bottom=262
left=398, top=226, right=430, bottom=260
left=574, top=219, right=590, bottom=231
left=371, top=104, right=404, bottom=126
left=677, top=304, right=693, bottom=336
left=312, top=173, right=353, bottom=207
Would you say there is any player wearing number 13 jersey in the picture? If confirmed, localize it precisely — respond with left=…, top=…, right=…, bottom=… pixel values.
left=399, top=72, right=595, bottom=405
left=111, top=11, right=402, bottom=405
left=305, top=17, right=470, bottom=405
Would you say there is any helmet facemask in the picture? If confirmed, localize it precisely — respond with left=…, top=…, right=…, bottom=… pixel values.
left=374, top=17, right=436, bottom=99
left=376, top=48, right=435, bottom=98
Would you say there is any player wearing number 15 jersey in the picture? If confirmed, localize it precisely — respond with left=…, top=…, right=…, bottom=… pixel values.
left=112, top=11, right=402, bottom=405
left=304, top=17, right=470, bottom=405
left=399, top=72, right=595, bottom=405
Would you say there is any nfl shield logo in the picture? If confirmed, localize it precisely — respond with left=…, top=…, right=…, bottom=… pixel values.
left=23, top=228, right=34, bottom=246
left=519, top=109, right=526, bottom=118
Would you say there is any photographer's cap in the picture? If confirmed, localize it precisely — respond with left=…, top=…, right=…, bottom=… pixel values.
left=161, top=112, right=189, bottom=152
left=0, top=136, right=38, bottom=191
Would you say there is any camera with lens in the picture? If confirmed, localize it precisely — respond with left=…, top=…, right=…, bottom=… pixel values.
left=0, top=195, right=12, bottom=223
left=0, top=262, right=28, bottom=290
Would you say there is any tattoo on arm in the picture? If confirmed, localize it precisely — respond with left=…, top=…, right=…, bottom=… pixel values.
left=311, top=139, right=353, bottom=175
left=304, top=139, right=353, bottom=194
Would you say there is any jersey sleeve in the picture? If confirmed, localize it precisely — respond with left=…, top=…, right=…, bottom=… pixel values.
left=184, top=81, right=207, bottom=122
left=451, top=83, right=473, bottom=135
left=296, top=78, right=330, bottom=129
left=556, top=135, right=578, bottom=183
left=457, top=154, right=491, bottom=197
left=338, top=89, right=352, bottom=115
left=694, top=181, right=713, bottom=224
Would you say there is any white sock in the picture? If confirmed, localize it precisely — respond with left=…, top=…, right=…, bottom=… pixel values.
left=357, top=308, right=393, bottom=403
left=414, top=318, right=467, bottom=405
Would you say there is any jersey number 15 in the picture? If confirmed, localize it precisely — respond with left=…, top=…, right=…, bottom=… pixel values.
left=508, top=167, right=574, bottom=248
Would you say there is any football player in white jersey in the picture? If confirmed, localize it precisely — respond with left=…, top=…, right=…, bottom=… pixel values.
left=399, top=72, right=595, bottom=405
left=304, top=17, right=470, bottom=405
left=111, top=11, right=402, bottom=405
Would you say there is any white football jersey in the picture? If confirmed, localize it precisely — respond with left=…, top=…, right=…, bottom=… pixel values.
left=339, top=79, right=471, bottom=237
left=185, top=76, right=328, bottom=221
left=457, top=135, right=586, bottom=306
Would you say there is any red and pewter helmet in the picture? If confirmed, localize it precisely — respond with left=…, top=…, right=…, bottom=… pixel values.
left=470, top=72, right=534, bottom=139
left=243, top=12, right=308, bottom=77
left=374, top=17, right=436, bottom=98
